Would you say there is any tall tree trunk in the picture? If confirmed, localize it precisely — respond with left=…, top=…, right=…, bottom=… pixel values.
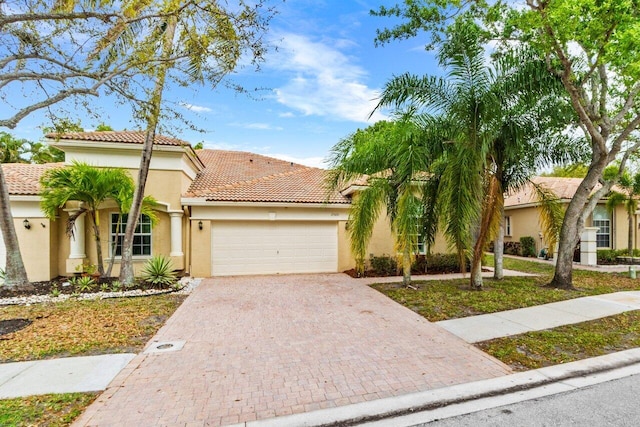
left=402, top=246, right=411, bottom=287
left=494, top=205, right=505, bottom=280
left=119, top=16, right=177, bottom=285
left=0, top=166, right=32, bottom=291
left=550, top=156, right=608, bottom=289
left=470, top=175, right=500, bottom=290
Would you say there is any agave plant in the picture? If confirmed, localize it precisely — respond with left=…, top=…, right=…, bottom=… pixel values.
left=140, top=255, right=177, bottom=288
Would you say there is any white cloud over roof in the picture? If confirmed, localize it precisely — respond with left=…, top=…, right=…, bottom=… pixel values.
left=269, top=33, right=385, bottom=123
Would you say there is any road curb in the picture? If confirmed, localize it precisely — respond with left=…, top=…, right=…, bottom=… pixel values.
left=235, top=348, right=640, bottom=427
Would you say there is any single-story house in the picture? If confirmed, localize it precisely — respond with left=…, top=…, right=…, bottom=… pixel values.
left=2, top=132, right=628, bottom=281
left=1, top=131, right=403, bottom=281
left=504, top=176, right=632, bottom=255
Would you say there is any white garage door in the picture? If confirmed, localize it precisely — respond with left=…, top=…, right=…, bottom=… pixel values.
left=211, top=221, right=338, bottom=276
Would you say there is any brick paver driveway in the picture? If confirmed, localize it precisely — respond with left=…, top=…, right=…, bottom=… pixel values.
left=75, top=274, right=510, bottom=426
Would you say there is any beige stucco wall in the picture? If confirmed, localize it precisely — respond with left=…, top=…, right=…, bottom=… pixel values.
left=504, top=202, right=630, bottom=253
left=609, top=204, right=627, bottom=251
left=504, top=205, right=545, bottom=253
left=337, top=220, right=352, bottom=272
left=190, top=218, right=211, bottom=277
left=13, top=216, right=54, bottom=282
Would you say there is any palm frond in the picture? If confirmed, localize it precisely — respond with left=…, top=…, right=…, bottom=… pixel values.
left=347, top=179, right=389, bottom=273
left=533, top=183, right=565, bottom=253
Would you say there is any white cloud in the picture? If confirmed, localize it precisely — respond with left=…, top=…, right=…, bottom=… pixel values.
left=180, top=102, right=213, bottom=113
left=269, top=33, right=385, bottom=123
left=279, top=112, right=295, bottom=118
left=266, top=153, right=328, bottom=169
left=230, top=122, right=284, bottom=131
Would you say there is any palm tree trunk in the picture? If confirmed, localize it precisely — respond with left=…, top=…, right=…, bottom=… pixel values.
left=105, top=213, right=121, bottom=277
left=120, top=16, right=177, bottom=285
left=402, top=246, right=411, bottom=287
left=494, top=205, right=505, bottom=280
left=91, top=211, right=105, bottom=276
left=470, top=175, right=500, bottom=290
left=0, top=166, right=31, bottom=291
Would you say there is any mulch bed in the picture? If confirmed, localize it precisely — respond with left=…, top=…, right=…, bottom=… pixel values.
left=0, top=277, right=166, bottom=299
left=343, top=267, right=486, bottom=278
left=0, top=318, right=32, bottom=336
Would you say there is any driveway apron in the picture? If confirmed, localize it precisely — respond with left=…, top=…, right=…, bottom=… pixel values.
left=74, top=274, right=510, bottom=426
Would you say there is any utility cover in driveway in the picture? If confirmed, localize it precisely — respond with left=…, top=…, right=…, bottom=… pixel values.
left=211, top=221, right=338, bottom=275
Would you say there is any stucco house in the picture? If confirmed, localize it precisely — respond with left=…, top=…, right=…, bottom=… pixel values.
left=504, top=176, right=632, bottom=256
left=1, top=131, right=402, bottom=281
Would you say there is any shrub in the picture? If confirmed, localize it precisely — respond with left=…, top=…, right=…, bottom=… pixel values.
left=412, top=253, right=470, bottom=274
left=597, top=249, right=628, bottom=265
left=140, top=255, right=177, bottom=287
left=369, top=254, right=397, bottom=276
left=520, top=236, right=537, bottom=257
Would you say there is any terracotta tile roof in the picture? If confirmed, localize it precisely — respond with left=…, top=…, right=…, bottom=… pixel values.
left=45, top=131, right=189, bottom=146
left=505, top=176, right=622, bottom=207
left=1, top=162, right=65, bottom=195
left=186, top=150, right=349, bottom=204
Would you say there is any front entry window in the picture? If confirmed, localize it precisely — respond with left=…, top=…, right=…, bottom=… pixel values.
left=592, top=206, right=611, bottom=248
left=110, top=213, right=152, bottom=256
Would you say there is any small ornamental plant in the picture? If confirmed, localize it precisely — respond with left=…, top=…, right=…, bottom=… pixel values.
left=140, top=255, right=177, bottom=288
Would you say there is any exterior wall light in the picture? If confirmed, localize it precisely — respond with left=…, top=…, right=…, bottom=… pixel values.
left=198, top=220, right=203, bottom=230
left=23, top=219, right=31, bottom=229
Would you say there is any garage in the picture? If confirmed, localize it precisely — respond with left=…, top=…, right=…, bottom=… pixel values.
left=211, top=221, right=338, bottom=276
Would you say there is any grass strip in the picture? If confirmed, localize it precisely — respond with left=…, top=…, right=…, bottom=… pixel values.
left=372, top=257, right=640, bottom=321
left=0, top=392, right=97, bottom=427
left=477, top=311, right=640, bottom=371
left=0, top=294, right=186, bottom=362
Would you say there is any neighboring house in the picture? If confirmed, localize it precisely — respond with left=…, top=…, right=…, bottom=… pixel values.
left=2, top=131, right=400, bottom=281
left=504, top=176, right=631, bottom=255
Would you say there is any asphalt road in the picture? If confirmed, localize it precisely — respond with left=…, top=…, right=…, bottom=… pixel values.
left=417, top=374, right=640, bottom=426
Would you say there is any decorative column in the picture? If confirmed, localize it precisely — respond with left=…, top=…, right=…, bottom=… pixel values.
left=580, top=227, right=599, bottom=266
left=66, top=210, right=86, bottom=273
left=169, top=212, right=184, bottom=257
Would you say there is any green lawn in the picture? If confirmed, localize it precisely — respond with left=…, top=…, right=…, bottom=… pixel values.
left=0, top=293, right=187, bottom=426
left=372, top=256, right=640, bottom=321
left=0, top=293, right=186, bottom=362
left=0, top=393, right=97, bottom=427
left=372, top=255, right=640, bottom=370
left=478, top=310, right=640, bottom=371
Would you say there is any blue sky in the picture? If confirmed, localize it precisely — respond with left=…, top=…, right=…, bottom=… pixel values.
left=11, top=1, right=440, bottom=168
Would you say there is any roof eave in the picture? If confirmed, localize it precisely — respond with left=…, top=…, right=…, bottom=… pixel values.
left=181, top=198, right=351, bottom=208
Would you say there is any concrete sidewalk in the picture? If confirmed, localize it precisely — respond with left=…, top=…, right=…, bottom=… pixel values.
left=437, top=291, right=640, bottom=343
left=0, top=354, right=134, bottom=399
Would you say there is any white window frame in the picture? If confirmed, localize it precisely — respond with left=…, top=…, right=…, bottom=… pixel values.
left=110, top=213, right=153, bottom=257
left=415, top=232, right=426, bottom=255
left=505, top=216, right=512, bottom=237
left=592, top=206, right=611, bottom=249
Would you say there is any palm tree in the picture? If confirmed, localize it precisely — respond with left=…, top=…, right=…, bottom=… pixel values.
left=85, top=1, right=270, bottom=285
left=40, top=162, right=157, bottom=277
left=374, top=19, right=575, bottom=289
left=327, top=119, right=438, bottom=286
